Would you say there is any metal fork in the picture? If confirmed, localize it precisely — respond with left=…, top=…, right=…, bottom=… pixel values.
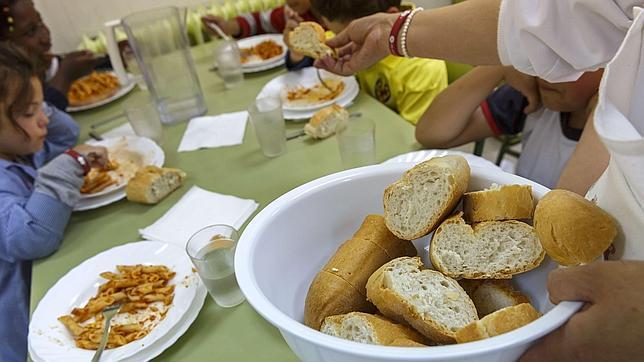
left=316, top=68, right=334, bottom=92
left=91, top=303, right=122, bottom=362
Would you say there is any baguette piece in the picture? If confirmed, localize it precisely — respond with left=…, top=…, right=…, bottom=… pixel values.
left=462, top=184, right=534, bottom=223
left=384, top=156, right=470, bottom=240
left=388, top=338, right=428, bottom=347
left=430, top=212, right=545, bottom=279
left=534, top=189, right=617, bottom=265
left=304, top=104, right=349, bottom=139
left=455, top=303, right=541, bottom=343
left=288, top=22, right=335, bottom=59
left=366, top=256, right=478, bottom=344
left=126, top=166, right=186, bottom=204
left=304, top=215, right=416, bottom=330
left=321, top=312, right=430, bottom=346
left=461, top=279, right=531, bottom=318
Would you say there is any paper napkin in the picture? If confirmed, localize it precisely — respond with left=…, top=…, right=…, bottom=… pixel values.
left=177, top=111, right=248, bottom=152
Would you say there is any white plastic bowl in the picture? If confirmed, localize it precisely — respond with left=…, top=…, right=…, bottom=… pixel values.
left=236, top=163, right=581, bottom=362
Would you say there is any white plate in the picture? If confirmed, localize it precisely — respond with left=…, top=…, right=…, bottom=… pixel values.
left=74, top=186, right=129, bottom=211
left=282, top=85, right=359, bottom=121
left=28, top=241, right=202, bottom=362
left=29, top=281, right=208, bottom=362
left=237, top=34, right=287, bottom=72
left=383, top=149, right=501, bottom=170
left=258, top=67, right=359, bottom=112
left=66, top=73, right=136, bottom=113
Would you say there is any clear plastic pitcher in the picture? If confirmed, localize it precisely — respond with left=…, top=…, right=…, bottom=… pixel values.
left=106, top=7, right=207, bottom=124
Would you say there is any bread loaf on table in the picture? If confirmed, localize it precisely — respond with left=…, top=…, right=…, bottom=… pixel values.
left=384, top=155, right=470, bottom=240
left=288, top=22, right=335, bottom=59
left=321, top=312, right=430, bottom=346
left=455, top=303, right=541, bottom=343
left=304, top=215, right=416, bottom=330
left=462, top=184, right=534, bottom=223
left=304, top=104, right=349, bottom=139
left=366, top=256, right=478, bottom=344
left=126, top=166, right=186, bottom=204
left=534, top=189, right=617, bottom=265
left=430, top=212, right=545, bottom=279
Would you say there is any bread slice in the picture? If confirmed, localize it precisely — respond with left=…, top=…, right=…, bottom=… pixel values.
left=461, top=279, right=531, bottom=318
left=383, top=156, right=470, bottom=240
left=288, top=22, right=335, bottom=59
left=430, top=212, right=545, bottom=279
left=455, top=303, right=541, bottom=343
left=321, top=312, right=430, bottom=346
left=126, top=166, right=186, bottom=204
left=534, top=189, right=617, bottom=266
left=304, top=104, right=349, bottom=139
left=462, top=184, right=534, bottom=223
left=366, top=256, right=478, bottom=344
left=388, top=338, right=428, bottom=347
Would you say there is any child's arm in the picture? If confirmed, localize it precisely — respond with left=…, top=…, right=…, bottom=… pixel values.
left=415, top=66, right=506, bottom=148
left=33, top=106, right=80, bottom=167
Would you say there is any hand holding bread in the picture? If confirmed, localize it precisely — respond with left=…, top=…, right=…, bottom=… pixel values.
left=288, top=22, right=335, bottom=59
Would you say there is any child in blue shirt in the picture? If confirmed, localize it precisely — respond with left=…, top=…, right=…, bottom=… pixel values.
left=0, top=43, right=109, bottom=362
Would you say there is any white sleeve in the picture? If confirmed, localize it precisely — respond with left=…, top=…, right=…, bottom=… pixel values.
left=498, top=0, right=639, bottom=82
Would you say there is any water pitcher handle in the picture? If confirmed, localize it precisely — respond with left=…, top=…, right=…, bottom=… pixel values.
left=104, top=19, right=129, bottom=85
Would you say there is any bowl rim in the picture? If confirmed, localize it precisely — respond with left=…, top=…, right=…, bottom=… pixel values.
left=235, top=163, right=583, bottom=359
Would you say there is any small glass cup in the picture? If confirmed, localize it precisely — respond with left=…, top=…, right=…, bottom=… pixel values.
left=336, top=116, right=376, bottom=169
left=186, top=224, right=245, bottom=308
left=125, top=103, right=164, bottom=145
left=248, top=96, right=286, bottom=157
left=215, top=39, right=244, bottom=89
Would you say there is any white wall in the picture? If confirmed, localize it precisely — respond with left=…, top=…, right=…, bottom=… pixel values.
left=34, top=0, right=213, bottom=52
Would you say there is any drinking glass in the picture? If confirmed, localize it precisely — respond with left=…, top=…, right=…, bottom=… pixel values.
left=125, top=103, right=164, bottom=145
left=186, top=224, right=245, bottom=308
left=248, top=96, right=286, bottom=157
left=215, top=39, right=244, bottom=89
left=336, top=116, right=376, bottom=169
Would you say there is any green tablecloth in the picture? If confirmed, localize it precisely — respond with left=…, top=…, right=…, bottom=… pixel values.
left=29, top=43, right=421, bottom=361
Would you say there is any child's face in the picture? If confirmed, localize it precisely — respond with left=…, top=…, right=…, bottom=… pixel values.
left=537, top=70, right=604, bottom=112
left=321, top=16, right=350, bottom=35
left=286, top=0, right=311, bottom=14
left=0, top=77, right=49, bottom=160
left=6, top=0, right=52, bottom=60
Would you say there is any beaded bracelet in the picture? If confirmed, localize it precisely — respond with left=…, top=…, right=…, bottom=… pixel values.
left=399, top=7, right=423, bottom=58
left=388, top=10, right=411, bottom=57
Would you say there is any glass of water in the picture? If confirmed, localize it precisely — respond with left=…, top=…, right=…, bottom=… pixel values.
left=248, top=96, right=286, bottom=157
left=125, top=103, right=164, bottom=145
left=215, top=39, right=244, bottom=89
left=186, top=224, right=245, bottom=308
left=336, top=116, right=376, bottom=169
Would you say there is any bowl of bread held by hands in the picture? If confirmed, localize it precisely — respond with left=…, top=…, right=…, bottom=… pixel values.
left=236, top=156, right=616, bottom=362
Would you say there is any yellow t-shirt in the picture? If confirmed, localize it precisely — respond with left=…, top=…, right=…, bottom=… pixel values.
left=357, top=56, right=448, bottom=125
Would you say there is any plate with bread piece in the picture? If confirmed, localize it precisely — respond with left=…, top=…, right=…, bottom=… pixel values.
left=67, top=72, right=136, bottom=113
left=236, top=156, right=617, bottom=362
left=237, top=34, right=287, bottom=72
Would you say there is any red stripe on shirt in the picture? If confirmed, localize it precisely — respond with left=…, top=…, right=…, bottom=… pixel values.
left=481, top=100, right=502, bottom=136
left=253, top=12, right=264, bottom=34
left=236, top=17, right=251, bottom=38
left=270, top=6, right=286, bottom=33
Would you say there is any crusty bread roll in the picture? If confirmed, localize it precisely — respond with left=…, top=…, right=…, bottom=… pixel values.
left=455, top=303, right=541, bottom=343
left=288, top=22, right=335, bottom=59
left=462, top=184, right=534, bottom=223
left=459, top=279, right=531, bottom=318
left=430, top=212, right=545, bottom=279
left=321, top=312, right=430, bottom=346
left=383, top=156, right=470, bottom=240
left=534, top=189, right=617, bottom=265
left=304, top=215, right=416, bottom=330
left=126, top=166, right=186, bottom=204
left=387, top=338, right=428, bottom=347
left=304, top=104, right=349, bottom=139
left=366, top=256, right=478, bottom=344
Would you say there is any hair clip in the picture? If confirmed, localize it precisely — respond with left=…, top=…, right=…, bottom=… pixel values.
left=8, top=26, right=13, bottom=32
left=7, top=16, right=12, bottom=24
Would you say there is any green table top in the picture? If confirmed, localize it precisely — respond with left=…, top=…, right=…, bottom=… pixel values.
left=30, top=43, right=421, bottom=361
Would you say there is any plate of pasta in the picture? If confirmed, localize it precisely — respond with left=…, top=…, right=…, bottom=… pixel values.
left=236, top=34, right=286, bottom=73
left=66, top=72, right=136, bottom=113
left=28, top=241, right=205, bottom=362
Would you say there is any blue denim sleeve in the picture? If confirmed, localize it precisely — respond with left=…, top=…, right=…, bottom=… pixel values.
left=33, top=105, right=80, bottom=167
left=0, top=191, right=70, bottom=263
left=285, top=51, right=315, bottom=71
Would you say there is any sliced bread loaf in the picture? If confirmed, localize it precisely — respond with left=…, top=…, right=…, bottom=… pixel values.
left=288, top=22, right=335, bottom=59
left=383, top=156, right=470, bottom=240
left=126, top=166, right=186, bottom=204
left=462, top=184, right=534, bottom=223
left=304, top=104, right=349, bottom=139
left=430, top=212, right=545, bottom=279
left=455, top=303, right=541, bottom=343
left=321, top=312, right=430, bottom=346
left=366, top=256, right=477, bottom=344
left=462, top=279, right=531, bottom=318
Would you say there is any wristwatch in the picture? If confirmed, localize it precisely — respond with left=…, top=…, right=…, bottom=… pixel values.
left=64, top=149, right=91, bottom=175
